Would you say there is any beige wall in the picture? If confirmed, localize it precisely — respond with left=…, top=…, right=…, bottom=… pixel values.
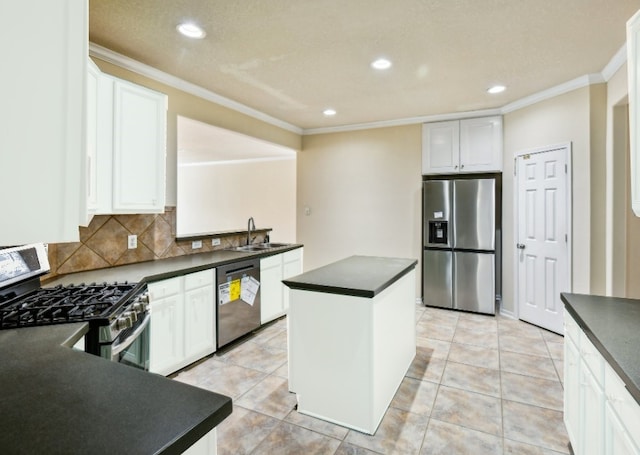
left=298, top=125, right=422, bottom=293
left=177, top=158, right=297, bottom=242
left=502, top=87, right=593, bottom=314
left=91, top=57, right=302, bottom=207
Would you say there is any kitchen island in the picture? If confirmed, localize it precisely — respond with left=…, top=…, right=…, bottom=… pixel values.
left=283, top=255, right=417, bottom=435
left=0, top=323, right=231, bottom=454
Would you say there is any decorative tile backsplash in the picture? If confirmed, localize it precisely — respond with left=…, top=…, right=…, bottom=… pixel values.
left=44, top=208, right=268, bottom=281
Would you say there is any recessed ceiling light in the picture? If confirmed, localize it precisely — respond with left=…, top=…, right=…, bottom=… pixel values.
left=371, top=58, right=392, bottom=70
left=323, top=108, right=337, bottom=117
left=487, top=85, right=506, bottom=94
left=177, top=23, right=206, bottom=39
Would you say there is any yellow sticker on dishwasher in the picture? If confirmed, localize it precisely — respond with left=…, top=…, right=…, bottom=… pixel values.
left=229, top=279, right=241, bottom=302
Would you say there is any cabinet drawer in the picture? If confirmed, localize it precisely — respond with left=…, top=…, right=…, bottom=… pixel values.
left=184, top=269, right=214, bottom=291
left=148, top=276, right=182, bottom=300
left=261, top=254, right=282, bottom=270
left=605, top=364, right=640, bottom=444
left=564, top=309, right=580, bottom=344
left=580, top=331, right=604, bottom=386
left=283, top=248, right=302, bottom=264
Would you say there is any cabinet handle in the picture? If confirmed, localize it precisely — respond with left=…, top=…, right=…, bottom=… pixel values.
left=461, top=164, right=464, bottom=169
left=454, top=165, right=458, bottom=169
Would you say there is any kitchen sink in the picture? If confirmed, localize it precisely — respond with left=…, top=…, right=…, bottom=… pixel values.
left=227, top=243, right=290, bottom=252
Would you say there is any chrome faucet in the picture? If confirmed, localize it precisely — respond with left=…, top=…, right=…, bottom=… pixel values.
left=247, top=217, right=256, bottom=246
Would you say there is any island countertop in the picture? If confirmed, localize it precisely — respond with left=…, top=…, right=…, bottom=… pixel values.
left=0, top=323, right=232, bottom=454
left=282, top=255, right=418, bottom=298
left=561, top=292, right=640, bottom=404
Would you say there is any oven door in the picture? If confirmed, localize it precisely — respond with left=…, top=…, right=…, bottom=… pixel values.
left=103, top=313, right=150, bottom=371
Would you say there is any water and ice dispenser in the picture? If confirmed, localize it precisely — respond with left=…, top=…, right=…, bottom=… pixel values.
left=428, top=220, right=448, bottom=244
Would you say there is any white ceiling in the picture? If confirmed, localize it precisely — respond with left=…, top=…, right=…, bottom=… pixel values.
left=90, top=0, right=640, bottom=131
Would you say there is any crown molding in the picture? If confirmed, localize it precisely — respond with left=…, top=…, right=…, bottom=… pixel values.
left=90, top=42, right=627, bottom=137
left=302, top=109, right=502, bottom=135
left=89, top=42, right=303, bottom=135
left=602, top=44, right=627, bottom=82
left=500, top=74, right=605, bottom=114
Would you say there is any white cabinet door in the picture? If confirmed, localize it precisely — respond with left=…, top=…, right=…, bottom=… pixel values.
left=260, top=255, right=284, bottom=324
left=422, top=121, right=460, bottom=174
left=184, top=285, right=215, bottom=360
left=459, top=117, right=503, bottom=172
left=564, top=334, right=581, bottom=449
left=149, top=292, right=184, bottom=376
left=85, top=60, right=100, bottom=218
left=580, top=358, right=605, bottom=455
left=0, top=0, right=87, bottom=244
left=113, top=80, right=167, bottom=213
left=627, top=10, right=640, bottom=217
left=605, top=402, right=640, bottom=455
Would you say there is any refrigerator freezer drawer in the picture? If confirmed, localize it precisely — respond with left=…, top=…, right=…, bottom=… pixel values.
left=454, top=251, right=495, bottom=314
left=423, top=249, right=453, bottom=309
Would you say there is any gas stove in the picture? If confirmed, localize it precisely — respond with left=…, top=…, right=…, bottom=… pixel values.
left=0, top=282, right=139, bottom=329
left=0, top=243, right=151, bottom=370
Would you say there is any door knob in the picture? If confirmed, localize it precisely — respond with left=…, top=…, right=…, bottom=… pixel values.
left=516, top=243, right=526, bottom=249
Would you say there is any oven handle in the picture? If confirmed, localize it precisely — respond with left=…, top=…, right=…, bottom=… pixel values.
left=110, top=313, right=151, bottom=359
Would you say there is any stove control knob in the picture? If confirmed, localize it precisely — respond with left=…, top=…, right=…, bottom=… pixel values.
left=125, top=311, right=137, bottom=323
left=132, top=302, right=146, bottom=313
left=138, top=293, right=150, bottom=304
left=116, top=315, right=133, bottom=330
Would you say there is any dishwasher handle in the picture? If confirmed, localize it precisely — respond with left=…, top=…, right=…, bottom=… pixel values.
left=224, top=264, right=256, bottom=276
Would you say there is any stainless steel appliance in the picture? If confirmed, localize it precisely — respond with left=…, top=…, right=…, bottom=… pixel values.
left=0, top=243, right=151, bottom=370
left=422, top=175, right=500, bottom=314
left=216, top=258, right=261, bottom=348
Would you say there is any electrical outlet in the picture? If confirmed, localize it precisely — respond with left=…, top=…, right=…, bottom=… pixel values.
left=192, top=240, right=203, bottom=249
left=304, top=206, right=311, bottom=216
left=127, top=235, right=137, bottom=249
left=212, top=238, right=221, bottom=246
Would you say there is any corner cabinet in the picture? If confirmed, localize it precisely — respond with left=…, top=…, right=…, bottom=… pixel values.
left=564, top=310, right=640, bottom=455
left=627, top=10, right=640, bottom=217
left=149, top=269, right=216, bottom=376
left=0, top=0, right=88, bottom=244
left=422, top=116, right=503, bottom=175
left=88, top=66, right=167, bottom=215
left=260, top=248, right=303, bottom=324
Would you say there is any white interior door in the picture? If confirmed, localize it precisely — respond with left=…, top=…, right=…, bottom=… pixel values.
left=516, top=145, right=571, bottom=334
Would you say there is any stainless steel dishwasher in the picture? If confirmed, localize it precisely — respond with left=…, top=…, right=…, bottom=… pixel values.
left=216, top=259, right=261, bottom=348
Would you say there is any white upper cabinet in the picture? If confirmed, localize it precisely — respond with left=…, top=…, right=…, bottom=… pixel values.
left=89, top=70, right=167, bottom=215
left=627, top=10, right=640, bottom=217
left=0, top=0, right=88, bottom=245
left=422, top=116, right=503, bottom=174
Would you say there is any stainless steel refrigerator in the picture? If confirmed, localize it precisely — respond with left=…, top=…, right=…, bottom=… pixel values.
left=422, top=176, right=499, bottom=314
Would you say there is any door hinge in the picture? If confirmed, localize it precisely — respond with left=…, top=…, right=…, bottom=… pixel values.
left=565, top=164, right=567, bottom=173
left=565, top=234, right=568, bottom=242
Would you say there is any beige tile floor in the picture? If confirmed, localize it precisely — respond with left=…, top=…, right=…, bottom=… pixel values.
left=174, top=306, right=570, bottom=455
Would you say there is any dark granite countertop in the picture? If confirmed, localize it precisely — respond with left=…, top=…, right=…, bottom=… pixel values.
left=561, top=292, right=640, bottom=404
left=0, top=323, right=232, bottom=454
left=46, top=244, right=303, bottom=287
left=282, top=255, right=418, bottom=298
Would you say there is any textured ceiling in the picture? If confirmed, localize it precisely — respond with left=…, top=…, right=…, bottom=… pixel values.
left=90, top=0, right=640, bottom=130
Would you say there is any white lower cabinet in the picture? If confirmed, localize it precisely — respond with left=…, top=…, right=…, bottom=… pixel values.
left=260, top=248, right=303, bottom=324
left=149, top=269, right=216, bottom=376
left=564, top=310, right=640, bottom=455
left=182, top=428, right=217, bottom=455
